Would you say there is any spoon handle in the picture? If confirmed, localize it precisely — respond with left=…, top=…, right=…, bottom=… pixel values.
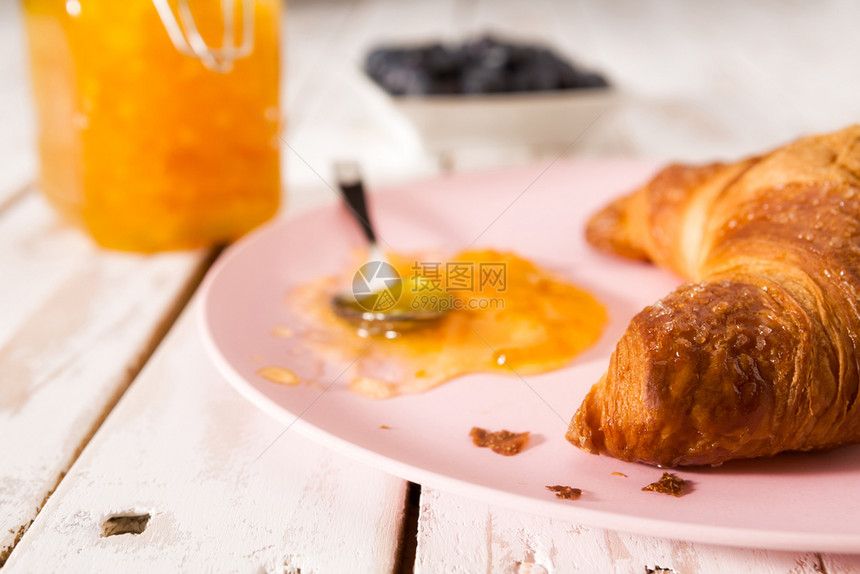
left=334, top=161, right=377, bottom=245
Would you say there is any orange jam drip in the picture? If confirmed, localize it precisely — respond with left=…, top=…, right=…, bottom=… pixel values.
left=279, top=250, right=607, bottom=399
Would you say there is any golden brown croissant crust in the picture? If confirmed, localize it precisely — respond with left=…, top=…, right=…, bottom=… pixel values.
left=567, top=125, right=860, bottom=467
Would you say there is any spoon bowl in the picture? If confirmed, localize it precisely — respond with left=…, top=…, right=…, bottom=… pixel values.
left=331, top=289, right=448, bottom=338
left=330, top=162, right=451, bottom=337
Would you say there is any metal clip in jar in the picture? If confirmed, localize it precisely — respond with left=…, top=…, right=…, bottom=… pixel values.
left=152, top=0, right=254, bottom=73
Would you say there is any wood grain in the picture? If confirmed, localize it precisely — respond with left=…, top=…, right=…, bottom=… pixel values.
left=415, top=488, right=856, bottom=574
left=0, top=194, right=210, bottom=564
left=3, top=303, right=408, bottom=573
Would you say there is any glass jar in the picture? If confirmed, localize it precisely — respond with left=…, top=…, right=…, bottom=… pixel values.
left=22, top=0, right=281, bottom=251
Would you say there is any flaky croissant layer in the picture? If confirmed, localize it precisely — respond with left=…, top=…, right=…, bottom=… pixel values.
left=567, top=125, right=860, bottom=467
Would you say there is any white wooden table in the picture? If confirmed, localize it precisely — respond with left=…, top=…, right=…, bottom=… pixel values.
left=2, top=1, right=860, bottom=572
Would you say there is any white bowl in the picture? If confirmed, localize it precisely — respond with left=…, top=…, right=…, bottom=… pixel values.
left=389, top=88, right=618, bottom=151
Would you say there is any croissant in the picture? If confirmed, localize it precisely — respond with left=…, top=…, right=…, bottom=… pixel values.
left=566, top=125, right=860, bottom=467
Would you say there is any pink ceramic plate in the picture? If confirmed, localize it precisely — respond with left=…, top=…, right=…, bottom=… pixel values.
left=199, top=160, right=860, bottom=553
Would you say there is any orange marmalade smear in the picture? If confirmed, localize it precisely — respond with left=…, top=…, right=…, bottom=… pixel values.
left=282, top=250, right=607, bottom=399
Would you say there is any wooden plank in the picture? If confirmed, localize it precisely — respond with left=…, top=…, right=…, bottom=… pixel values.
left=0, top=2, right=404, bottom=567
left=0, top=192, right=209, bottom=565
left=824, top=555, right=860, bottom=574
left=3, top=300, right=409, bottom=573
left=414, top=488, right=853, bottom=574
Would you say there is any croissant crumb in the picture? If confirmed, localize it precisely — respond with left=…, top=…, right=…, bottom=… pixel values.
left=546, top=485, right=582, bottom=500
left=470, top=427, right=530, bottom=456
left=642, top=472, right=687, bottom=497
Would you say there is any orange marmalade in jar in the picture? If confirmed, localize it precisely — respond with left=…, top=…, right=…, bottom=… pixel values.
left=22, top=0, right=281, bottom=251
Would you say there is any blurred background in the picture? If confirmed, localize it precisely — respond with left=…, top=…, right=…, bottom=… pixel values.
left=2, top=0, right=858, bottom=217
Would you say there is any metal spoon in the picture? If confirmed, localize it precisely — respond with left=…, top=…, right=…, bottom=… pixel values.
left=330, top=162, right=451, bottom=337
